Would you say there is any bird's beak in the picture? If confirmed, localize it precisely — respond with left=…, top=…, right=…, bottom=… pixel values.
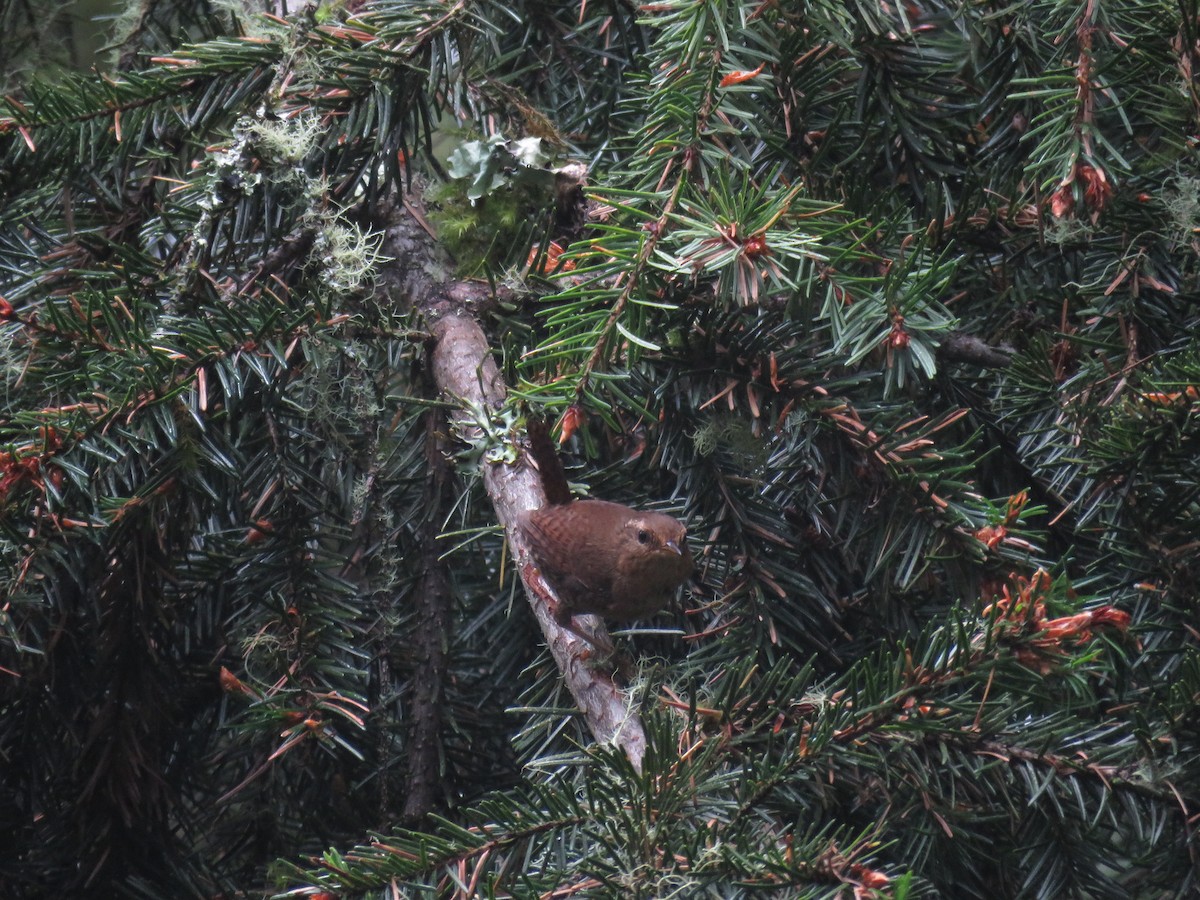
left=665, top=539, right=683, bottom=555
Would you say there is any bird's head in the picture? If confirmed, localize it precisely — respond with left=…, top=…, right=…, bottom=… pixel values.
left=621, top=512, right=693, bottom=583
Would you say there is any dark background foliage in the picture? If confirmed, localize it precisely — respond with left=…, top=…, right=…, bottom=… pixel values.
left=1, top=0, right=1198, bottom=897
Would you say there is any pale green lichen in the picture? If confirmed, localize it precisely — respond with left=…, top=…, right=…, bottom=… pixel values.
left=1164, top=175, right=1200, bottom=248
left=693, top=414, right=767, bottom=469
left=313, top=222, right=385, bottom=294
left=249, top=113, right=325, bottom=167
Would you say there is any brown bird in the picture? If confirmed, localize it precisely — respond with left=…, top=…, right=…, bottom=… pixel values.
left=519, top=499, right=692, bottom=634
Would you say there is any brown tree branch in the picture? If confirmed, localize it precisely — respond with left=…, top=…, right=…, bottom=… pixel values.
left=937, top=331, right=1013, bottom=369
left=376, top=188, right=647, bottom=770
left=401, top=406, right=454, bottom=822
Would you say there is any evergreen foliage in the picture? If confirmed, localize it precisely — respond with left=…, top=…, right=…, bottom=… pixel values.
left=1, top=0, right=1197, bottom=897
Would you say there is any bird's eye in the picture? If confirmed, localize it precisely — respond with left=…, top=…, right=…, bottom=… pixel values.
left=637, top=528, right=651, bottom=544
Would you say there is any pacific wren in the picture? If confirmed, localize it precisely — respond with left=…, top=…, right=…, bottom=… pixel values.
left=519, top=499, right=692, bottom=628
